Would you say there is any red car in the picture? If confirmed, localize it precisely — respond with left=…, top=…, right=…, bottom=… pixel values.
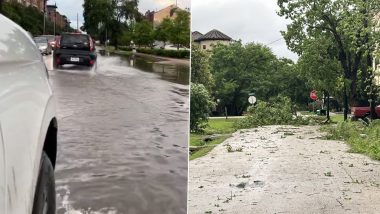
left=351, top=105, right=380, bottom=120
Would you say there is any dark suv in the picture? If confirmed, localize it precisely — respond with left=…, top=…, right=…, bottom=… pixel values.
left=53, top=33, right=96, bottom=68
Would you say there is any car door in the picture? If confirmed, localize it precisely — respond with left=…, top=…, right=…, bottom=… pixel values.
left=0, top=15, right=52, bottom=213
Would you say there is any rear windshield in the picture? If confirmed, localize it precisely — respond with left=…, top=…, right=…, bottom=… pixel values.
left=61, top=34, right=89, bottom=45
left=34, top=37, right=47, bottom=43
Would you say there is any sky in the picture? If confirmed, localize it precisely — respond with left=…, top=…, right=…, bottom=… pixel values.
left=191, top=0, right=299, bottom=61
left=49, top=0, right=190, bottom=30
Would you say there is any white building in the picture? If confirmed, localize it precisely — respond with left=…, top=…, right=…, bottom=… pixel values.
left=193, top=29, right=232, bottom=50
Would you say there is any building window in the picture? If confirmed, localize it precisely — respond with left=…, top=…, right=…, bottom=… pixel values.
left=203, top=45, right=206, bottom=50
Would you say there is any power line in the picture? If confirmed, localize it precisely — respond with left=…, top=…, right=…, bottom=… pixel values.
left=266, top=38, right=283, bottom=46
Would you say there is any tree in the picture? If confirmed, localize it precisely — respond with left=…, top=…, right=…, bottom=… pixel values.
left=154, top=18, right=172, bottom=47
left=190, top=84, right=215, bottom=132
left=210, top=41, right=278, bottom=116
left=83, top=0, right=139, bottom=48
left=134, top=19, right=154, bottom=47
left=298, top=36, right=342, bottom=121
left=278, top=0, right=380, bottom=120
left=169, top=10, right=190, bottom=50
left=191, top=44, right=214, bottom=91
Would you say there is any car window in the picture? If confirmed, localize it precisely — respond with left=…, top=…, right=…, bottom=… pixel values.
left=61, top=35, right=89, bottom=45
left=34, top=37, right=47, bottom=43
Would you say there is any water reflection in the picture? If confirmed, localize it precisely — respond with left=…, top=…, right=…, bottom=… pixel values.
left=99, top=49, right=189, bottom=85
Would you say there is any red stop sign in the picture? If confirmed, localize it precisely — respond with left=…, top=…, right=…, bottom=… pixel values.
left=310, top=90, right=318, bottom=100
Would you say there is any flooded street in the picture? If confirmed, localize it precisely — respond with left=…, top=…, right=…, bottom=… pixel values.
left=45, top=49, right=189, bottom=214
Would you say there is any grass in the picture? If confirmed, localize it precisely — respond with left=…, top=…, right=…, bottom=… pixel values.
left=104, top=45, right=132, bottom=56
left=322, top=120, right=380, bottom=160
left=190, top=118, right=242, bottom=160
left=330, top=114, right=344, bottom=123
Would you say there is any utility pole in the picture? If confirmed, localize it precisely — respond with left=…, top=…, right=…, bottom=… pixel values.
left=43, top=0, right=46, bottom=34
left=54, top=3, right=57, bottom=36
left=77, top=13, right=78, bottom=31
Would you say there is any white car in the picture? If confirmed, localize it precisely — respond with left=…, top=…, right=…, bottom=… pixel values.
left=0, top=15, right=57, bottom=213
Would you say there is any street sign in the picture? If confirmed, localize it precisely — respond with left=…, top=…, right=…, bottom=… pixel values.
left=248, top=96, right=257, bottom=104
left=310, top=90, right=318, bottom=101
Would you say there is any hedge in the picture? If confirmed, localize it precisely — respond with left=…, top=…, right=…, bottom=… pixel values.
left=137, top=48, right=190, bottom=59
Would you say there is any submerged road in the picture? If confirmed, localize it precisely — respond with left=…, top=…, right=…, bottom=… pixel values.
left=44, top=49, right=189, bottom=214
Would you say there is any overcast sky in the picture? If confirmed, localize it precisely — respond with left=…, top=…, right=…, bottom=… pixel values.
left=48, top=0, right=190, bottom=30
left=192, top=0, right=298, bottom=61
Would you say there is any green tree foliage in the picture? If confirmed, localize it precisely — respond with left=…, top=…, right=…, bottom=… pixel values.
left=154, top=18, right=172, bottom=46
left=83, top=0, right=114, bottom=39
left=169, top=10, right=190, bottom=49
left=191, top=44, right=214, bottom=91
left=1, top=2, right=69, bottom=35
left=236, top=96, right=307, bottom=128
left=134, top=19, right=154, bottom=47
left=278, top=0, right=380, bottom=119
left=83, top=0, right=139, bottom=48
left=274, top=58, right=311, bottom=107
left=190, top=84, right=215, bottom=132
left=298, top=36, right=342, bottom=120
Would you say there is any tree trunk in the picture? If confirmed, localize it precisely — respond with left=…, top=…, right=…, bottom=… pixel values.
left=326, top=91, right=330, bottom=121
left=343, top=83, right=348, bottom=121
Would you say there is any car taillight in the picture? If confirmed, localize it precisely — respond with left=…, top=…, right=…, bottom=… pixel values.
left=89, top=38, right=94, bottom=51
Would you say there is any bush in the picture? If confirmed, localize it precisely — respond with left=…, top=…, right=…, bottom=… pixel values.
left=118, top=46, right=133, bottom=52
left=190, top=84, right=215, bottom=132
left=137, top=48, right=190, bottom=59
left=235, top=96, right=309, bottom=128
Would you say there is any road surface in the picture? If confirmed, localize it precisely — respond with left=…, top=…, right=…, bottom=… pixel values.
left=44, top=49, right=189, bottom=214
left=189, top=126, right=380, bottom=214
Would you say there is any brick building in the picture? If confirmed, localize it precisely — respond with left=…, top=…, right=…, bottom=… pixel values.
left=5, top=0, right=46, bottom=12
left=46, top=4, right=69, bottom=29
left=145, top=4, right=186, bottom=27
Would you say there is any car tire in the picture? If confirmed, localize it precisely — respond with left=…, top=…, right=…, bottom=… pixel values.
left=53, top=57, right=60, bottom=69
left=32, top=152, right=56, bottom=214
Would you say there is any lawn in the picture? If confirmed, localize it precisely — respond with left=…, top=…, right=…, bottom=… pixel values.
left=190, top=118, right=241, bottom=160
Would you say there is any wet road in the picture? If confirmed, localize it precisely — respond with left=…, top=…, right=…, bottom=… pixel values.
left=44, top=49, right=189, bottom=214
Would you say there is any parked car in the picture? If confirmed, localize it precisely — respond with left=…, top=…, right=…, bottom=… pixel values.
left=33, top=36, right=52, bottom=55
left=351, top=105, right=380, bottom=120
left=53, top=33, right=97, bottom=68
left=40, top=35, right=57, bottom=49
left=0, top=15, right=57, bottom=213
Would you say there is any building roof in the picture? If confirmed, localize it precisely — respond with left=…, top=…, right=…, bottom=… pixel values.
left=194, top=29, right=232, bottom=42
left=192, top=31, right=203, bottom=41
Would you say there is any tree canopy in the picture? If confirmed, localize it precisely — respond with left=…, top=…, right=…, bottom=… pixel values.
left=278, top=0, right=380, bottom=119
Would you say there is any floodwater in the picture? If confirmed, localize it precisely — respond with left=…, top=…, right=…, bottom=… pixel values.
left=45, top=48, right=189, bottom=214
